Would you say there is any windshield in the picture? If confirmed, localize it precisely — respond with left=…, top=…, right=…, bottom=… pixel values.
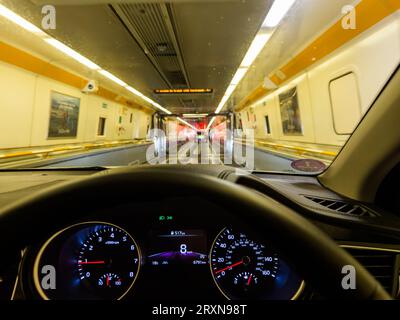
left=0, top=0, right=399, bottom=174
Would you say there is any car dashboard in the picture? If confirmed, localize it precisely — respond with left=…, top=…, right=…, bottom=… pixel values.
left=0, top=166, right=399, bottom=301
left=16, top=197, right=303, bottom=301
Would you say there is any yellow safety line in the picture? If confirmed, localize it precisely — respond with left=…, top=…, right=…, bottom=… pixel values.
left=0, top=140, right=150, bottom=160
left=236, top=139, right=338, bottom=158
left=256, top=141, right=338, bottom=157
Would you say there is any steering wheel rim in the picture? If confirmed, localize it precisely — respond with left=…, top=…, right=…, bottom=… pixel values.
left=0, top=166, right=391, bottom=300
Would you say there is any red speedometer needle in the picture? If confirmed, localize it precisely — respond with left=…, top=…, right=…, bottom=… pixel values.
left=214, top=260, right=243, bottom=274
left=78, top=260, right=105, bottom=265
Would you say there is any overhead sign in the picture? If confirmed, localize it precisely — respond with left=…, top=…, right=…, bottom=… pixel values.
left=154, top=89, right=213, bottom=94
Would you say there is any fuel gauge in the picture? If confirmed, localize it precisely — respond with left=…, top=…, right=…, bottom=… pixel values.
left=234, top=272, right=258, bottom=288
left=97, top=273, right=122, bottom=288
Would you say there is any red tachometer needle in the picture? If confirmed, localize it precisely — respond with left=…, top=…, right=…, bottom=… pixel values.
left=106, top=275, right=110, bottom=287
left=214, top=260, right=243, bottom=274
left=78, top=260, right=105, bottom=265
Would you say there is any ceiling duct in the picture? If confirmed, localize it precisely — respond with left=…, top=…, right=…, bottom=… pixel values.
left=111, top=2, right=190, bottom=88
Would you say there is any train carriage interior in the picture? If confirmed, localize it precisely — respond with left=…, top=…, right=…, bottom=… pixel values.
left=0, top=0, right=400, bottom=303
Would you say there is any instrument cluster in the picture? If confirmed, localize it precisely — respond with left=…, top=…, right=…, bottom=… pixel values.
left=31, top=221, right=304, bottom=300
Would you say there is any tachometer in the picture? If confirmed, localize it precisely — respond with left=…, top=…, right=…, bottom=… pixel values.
left=210, top=228, right=303, bottom=300
left=76, top=224, right=140, bottom=299
left=33, top=222, right=141, bottom=300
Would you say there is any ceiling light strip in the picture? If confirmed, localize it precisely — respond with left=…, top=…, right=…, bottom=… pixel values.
left=0, top=4, right=182, bottom=124
left=98, top=70, right=128, bottom=87
left=45, top=39, right=101, bottom=70
left=177, top=117, right=196, bottom=130
left=0, top=4, right=46, bottom=35
left=208, top=0, right=297, bottom=130
left=263, top=0, right=296, bottom=28
left=183, top=114, right=208, bottom=118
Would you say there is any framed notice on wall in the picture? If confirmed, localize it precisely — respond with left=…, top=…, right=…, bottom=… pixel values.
left=48, top=91, right=80, bottom=138
left=279, top=87, right=303, bottom=135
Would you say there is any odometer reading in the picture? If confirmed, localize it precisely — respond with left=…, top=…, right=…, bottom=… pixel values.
left=210, top=228, right=302, bottom=300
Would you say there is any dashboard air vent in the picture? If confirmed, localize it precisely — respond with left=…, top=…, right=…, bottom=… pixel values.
left=304, top=196, right=377, bottom=217
left=343, top=247, right=399, bottom=295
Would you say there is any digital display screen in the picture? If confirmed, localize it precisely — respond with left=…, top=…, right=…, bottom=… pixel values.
left=154, top=89, right=213, bottom=94
left=147, top=229, right=208, bottom=266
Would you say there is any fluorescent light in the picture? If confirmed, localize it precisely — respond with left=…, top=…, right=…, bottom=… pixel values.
left=241, top=33, right=271, bottom=67
left=128, top=84, right=174, bottom=115
left=125, top=86, right=142, bottom=97
left=208, top=1, right=295, bottom=128
left=231, top=68, right=248, bottom=85
left=224, top=85, right=236, bottom=99
left=208, top=31, right=270, bottom=123
left=45, top=39, right=101, bottom=70
left=214, top=90, right=233, bottom=115
left=0, top=3, right=178, bottom=119
left=183, top=114, right=208, bottom=118
left=126, top=86, right=172, bottom=115
left=207, top=117, right=216, bottom=130
left=99, top=73, right=174, bottom=116
left=98, top=70, right=128, bottom=87
left=140, top=95, right=155, bottom=105
left=263, top=0, right=296, bottom=28
left=152, top=102, right=172, bottom=115
left=215, top=99, right=227, bottom=114
left=0, top=4, right=46, bottom=36
left=177, top=117, right=196, bottom=130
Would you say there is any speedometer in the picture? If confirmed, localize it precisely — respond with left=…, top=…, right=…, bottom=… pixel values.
left=210, top=228, right=304, bottom=300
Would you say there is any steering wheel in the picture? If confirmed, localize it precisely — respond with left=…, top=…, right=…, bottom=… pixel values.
left=0, top=166, right=391, bottom=300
